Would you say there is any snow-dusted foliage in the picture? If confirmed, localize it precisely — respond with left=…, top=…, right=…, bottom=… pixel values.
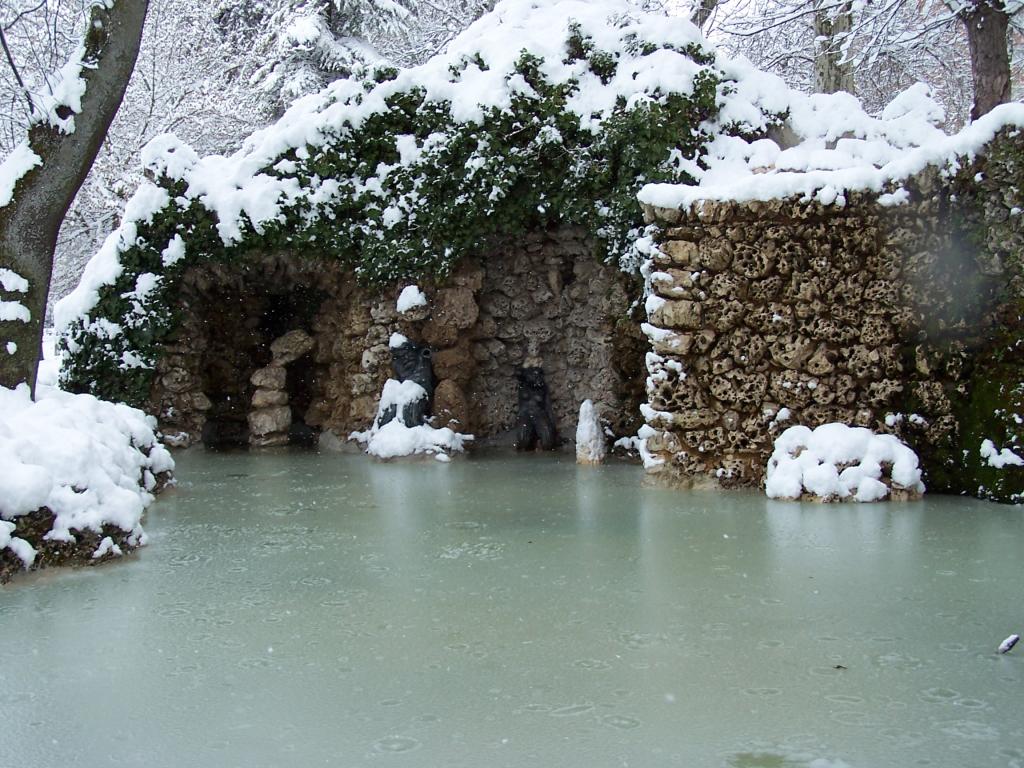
left=0, top=382, right=173, bottom=573
left=980, top=438, right=1024, bottom=469
left=765, top=423, right=925, bottom=502
left=214, top=0, right=415, bottom=113
left=639, top=90, right=1024, bottom=211
left=58, top=0, right=741, bottom=405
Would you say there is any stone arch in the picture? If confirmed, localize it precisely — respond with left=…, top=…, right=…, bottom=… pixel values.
left=148, top=229, right=648, bottom=449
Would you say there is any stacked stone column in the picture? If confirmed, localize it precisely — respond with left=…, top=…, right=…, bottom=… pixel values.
left=247, top=329, right=314, bottom=447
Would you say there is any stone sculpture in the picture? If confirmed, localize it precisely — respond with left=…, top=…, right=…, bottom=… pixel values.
left=515, top=366, right=558, bottom=451
left=377, top=340, right=435, bottom=427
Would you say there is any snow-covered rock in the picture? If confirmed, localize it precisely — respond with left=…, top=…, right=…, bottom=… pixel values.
left=396, top=285, right=427, bottom=314
left=576, top=399, right=606, bottom=465
left=0, top=383, right=173, bottom=579
left=765, top=423, right=924, bottom=502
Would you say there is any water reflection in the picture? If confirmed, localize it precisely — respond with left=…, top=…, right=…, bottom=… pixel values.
left=0, top=449, right=1022, bottom=767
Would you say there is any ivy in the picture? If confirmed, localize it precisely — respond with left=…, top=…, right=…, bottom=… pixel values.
left=61, top=20, right=731, bottom=407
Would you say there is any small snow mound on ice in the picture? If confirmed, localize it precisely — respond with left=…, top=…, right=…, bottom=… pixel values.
left=765, top=423, right=924, bottom=502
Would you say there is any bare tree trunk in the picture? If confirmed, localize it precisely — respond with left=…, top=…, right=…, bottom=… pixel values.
left=0, top=1, right=149, bottom=394
left=962, top=0, right=1011, bottom=120
left=813, top=0, right=855, bottom=94
left=690, top=0, right=719, bottom=30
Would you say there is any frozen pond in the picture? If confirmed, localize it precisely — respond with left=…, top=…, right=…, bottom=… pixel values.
left=2, top=450, right=1023, bottom=767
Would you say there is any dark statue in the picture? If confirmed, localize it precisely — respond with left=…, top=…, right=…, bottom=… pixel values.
left=515, top=366, right=558, bottom=451
left=377, top=340, right=435, bottom=427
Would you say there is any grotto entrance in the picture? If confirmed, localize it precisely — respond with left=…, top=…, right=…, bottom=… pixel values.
left=149, top=230, right=649, bottom=451
left=199, top=291, right=324, bottom=449
left=153, top=255, right=337, bottom=450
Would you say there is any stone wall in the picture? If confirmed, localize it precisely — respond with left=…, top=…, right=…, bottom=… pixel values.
left=149, top=226, right=646, bottom=449
left=638, top=179, right=1004, bottom=489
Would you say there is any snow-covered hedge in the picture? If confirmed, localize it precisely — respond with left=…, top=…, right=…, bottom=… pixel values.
left=766, top=424, right=925, bottom=502
left=0, top=383, right=173, bottom=579
left=55, top=0, right=792, bottom=407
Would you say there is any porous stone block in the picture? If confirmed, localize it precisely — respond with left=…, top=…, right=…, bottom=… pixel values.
left=248, top=406, right=291, bottom=437
left=649, top=299, right=703, bottom=330
left=433, top=379, right=471, bottom=432
left=251, top=365, right=286, bottom=389
left=270, top=329, right=315, bottom=365
left=252, top=388, right=288, bottom=408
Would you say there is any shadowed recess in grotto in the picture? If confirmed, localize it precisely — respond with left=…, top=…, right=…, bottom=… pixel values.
left=177, top=260, right=328, bottom=449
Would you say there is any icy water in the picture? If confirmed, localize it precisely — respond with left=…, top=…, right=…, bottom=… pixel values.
left=2, top=451, right=1024, bottom=768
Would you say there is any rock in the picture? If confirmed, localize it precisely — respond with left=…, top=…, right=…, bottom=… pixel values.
left=649, top=299, right=702, bottom=330
left=160, top=368, right=194, bottom=394
left=657, top=239, right=699, bottom=267
left=433, top=379, right=471, bottom=432
left=270, top=329, right=315, bottom=365
left=423, top=288, right=479, bottom=347
left=252, top=388, right=288, bottom=408
left=251, top=365, right=286, bottom=389
left=250, top=432, right=290, bottom=448
left=433, top=342, right=475, bottom=384
left=248, top=406, right=292, bottom=437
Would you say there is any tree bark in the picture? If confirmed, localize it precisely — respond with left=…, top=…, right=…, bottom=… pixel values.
left=813, top=0, right=855, bottom=94
left=962, top=0, right=1011, bottom=121
left=690, top=0, right=719, bottom=30
left=0, top=1, right=149, bottom=395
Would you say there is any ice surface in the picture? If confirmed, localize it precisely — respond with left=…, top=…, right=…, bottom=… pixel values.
left=0, top=450, right=1018, bottom=768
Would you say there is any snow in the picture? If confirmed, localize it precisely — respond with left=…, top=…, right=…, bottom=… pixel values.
left=639, top=79, right=1024, bottom=212
left=54, top=182, right=173, bottom=335
left=396, top=285, right=427, bottom=313
left=0, top=268, right=29, bottom=293
left=91, top=536, right=123, bottom=559
left=575, top=400, right=606, bottom=464
left=32, top=45, right=89, bottom=134
left=142, top=133, right=200, bottom=181
left=389, top=332, right=409, bottom=349
left=57, top=0, right=720, bottom=330
left=0, top=301, right=30, bottom=323
left=979, top=439, right=1024, bottom=469
left=765, top=423, right=925, bottom=502
left=37, top=328, right=61, bottom=387
left=350, top=378, right=472, bottom=459
left=0, top=144, right=42, bottom=209
left=160, top=234, right=186, bottom=267
left=999, top=634, right=1020, bottom=654
left=0, top=382, right=173, bottom=570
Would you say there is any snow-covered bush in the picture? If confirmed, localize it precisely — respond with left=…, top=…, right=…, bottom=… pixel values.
left=0, top=383, right=173, bottom=579
left=765, top=423, right=925, bottom=502
left=56, top=0, right=755, bottom=406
